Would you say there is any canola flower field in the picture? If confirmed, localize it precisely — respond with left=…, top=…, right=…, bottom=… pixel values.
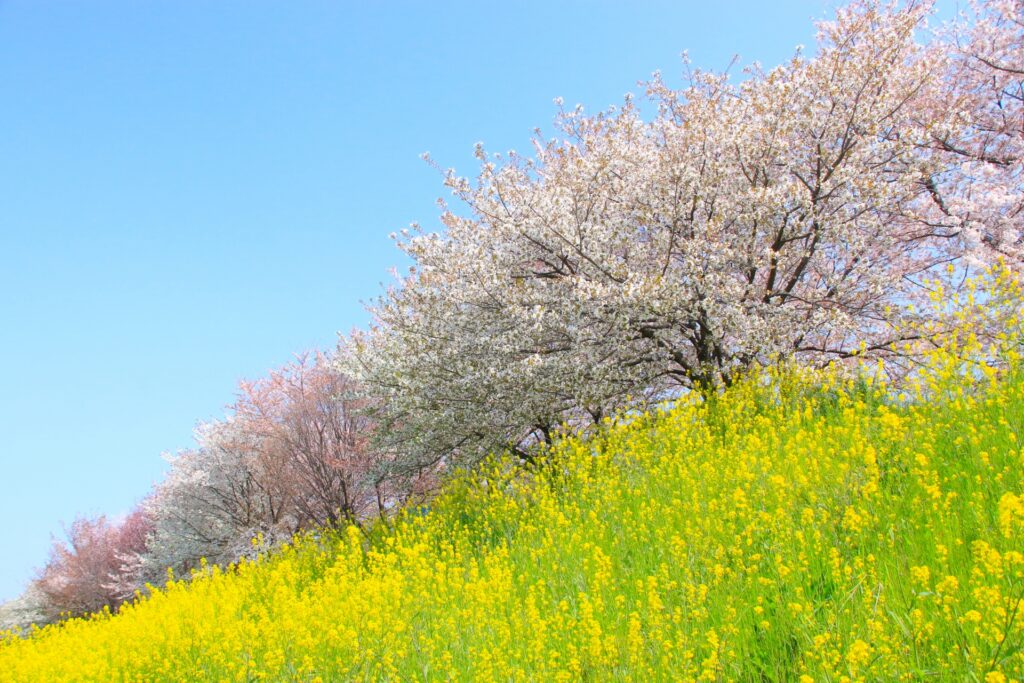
left=2, top=346, right=1024, bottom=681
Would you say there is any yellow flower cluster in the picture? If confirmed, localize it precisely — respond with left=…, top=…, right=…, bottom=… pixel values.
left=2, top=326, right=1023, bottom=680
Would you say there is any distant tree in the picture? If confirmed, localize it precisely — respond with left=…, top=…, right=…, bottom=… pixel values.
left=347, top=0, right=1022, bottom=475
left=32, top=508, right=151, bottom=621
left=231, top=351, right=379, bottom=526
left=139, top=419, right=291, bottom=585
left=102, top=508, right=156, bottom=605
left=0, top=586, right=47, bottom=635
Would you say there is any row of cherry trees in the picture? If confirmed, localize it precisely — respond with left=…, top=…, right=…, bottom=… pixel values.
left=9, top=0, right=1020, bottom=629
left=15, top=354, right=434, bottom=625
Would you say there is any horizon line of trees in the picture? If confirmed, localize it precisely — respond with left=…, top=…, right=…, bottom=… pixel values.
left=5, top=352, right=437, bottom=627
left=3, top=0, right=1020, bottom=632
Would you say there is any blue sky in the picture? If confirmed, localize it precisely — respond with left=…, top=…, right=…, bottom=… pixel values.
left=0, top=0, right=855, bottom=602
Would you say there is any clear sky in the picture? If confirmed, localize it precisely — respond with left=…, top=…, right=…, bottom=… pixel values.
left=0, top=0, right=859, bottom=602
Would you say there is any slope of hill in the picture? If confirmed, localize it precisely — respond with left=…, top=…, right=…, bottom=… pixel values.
left=2, top=349, right=1023, bottom=681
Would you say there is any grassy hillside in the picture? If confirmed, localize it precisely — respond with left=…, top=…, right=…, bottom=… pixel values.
left=2, top=350, right=1023, bottom=681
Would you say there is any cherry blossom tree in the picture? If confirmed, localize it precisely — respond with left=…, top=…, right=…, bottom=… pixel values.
left=347, top=0, right=1022, bottom=475
left=102, top=508, right=156, bottom=605
left=32, top=509, right=151, bottom=621
left=231, top=352, right=380, bottom=527
left=138, top=419, right=294, bottom=585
